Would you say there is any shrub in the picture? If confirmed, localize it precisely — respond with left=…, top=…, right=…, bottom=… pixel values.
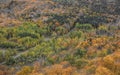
left=0, top=65, right=13, bottom=75
left=103, top=55, right=114, bottom=71
left=75, top=23, right=93, bottom=31
left=69, top=30, right=82, bottom=38
left=17, top=37, right=39, bottom=49
left=76, top=15, right=108, bottom=28
left=5, top=28, right=15, bottom=39
left=4, top=49, right=17, bottom=63
left=17, top=46, right=26, bottom=51
left=87, top=65, right=96, bottom=75
left=16, top=66, right=32, bottom=75
left=17, top=32, right=39, bottom=38
left=64, top=54, right=74, bottom=64
left=55, top=26, right=67, bottom=35
left=0, top=41, right=18, bottom=48
left=74, top=59, right=88, bottom=69
left=53, top=0, right=75, bottom=5
left=95, top=66, right=113, bottom=75
left=96, top=25, right=108, bottom=35
left=74, top=49, right=87, bottom=58
left=0, top=32, right=6, bottom=40
left=118, top=25, right=120, bottom=30
left=103, top=54, right=120, bottom=75
left=0, top=51, right=3, bottom=62
left=47, top=57, right=55, bottom=65
left=6, top=57, right=15, bottom=65
left=108, top=26, right=118, bottom=31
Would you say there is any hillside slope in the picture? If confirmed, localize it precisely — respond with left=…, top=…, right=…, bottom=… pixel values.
left=0, top=0, right=120, bottom=75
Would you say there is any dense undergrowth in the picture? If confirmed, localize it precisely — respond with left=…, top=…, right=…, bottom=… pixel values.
left=0, top=21, right=119, bottom=75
